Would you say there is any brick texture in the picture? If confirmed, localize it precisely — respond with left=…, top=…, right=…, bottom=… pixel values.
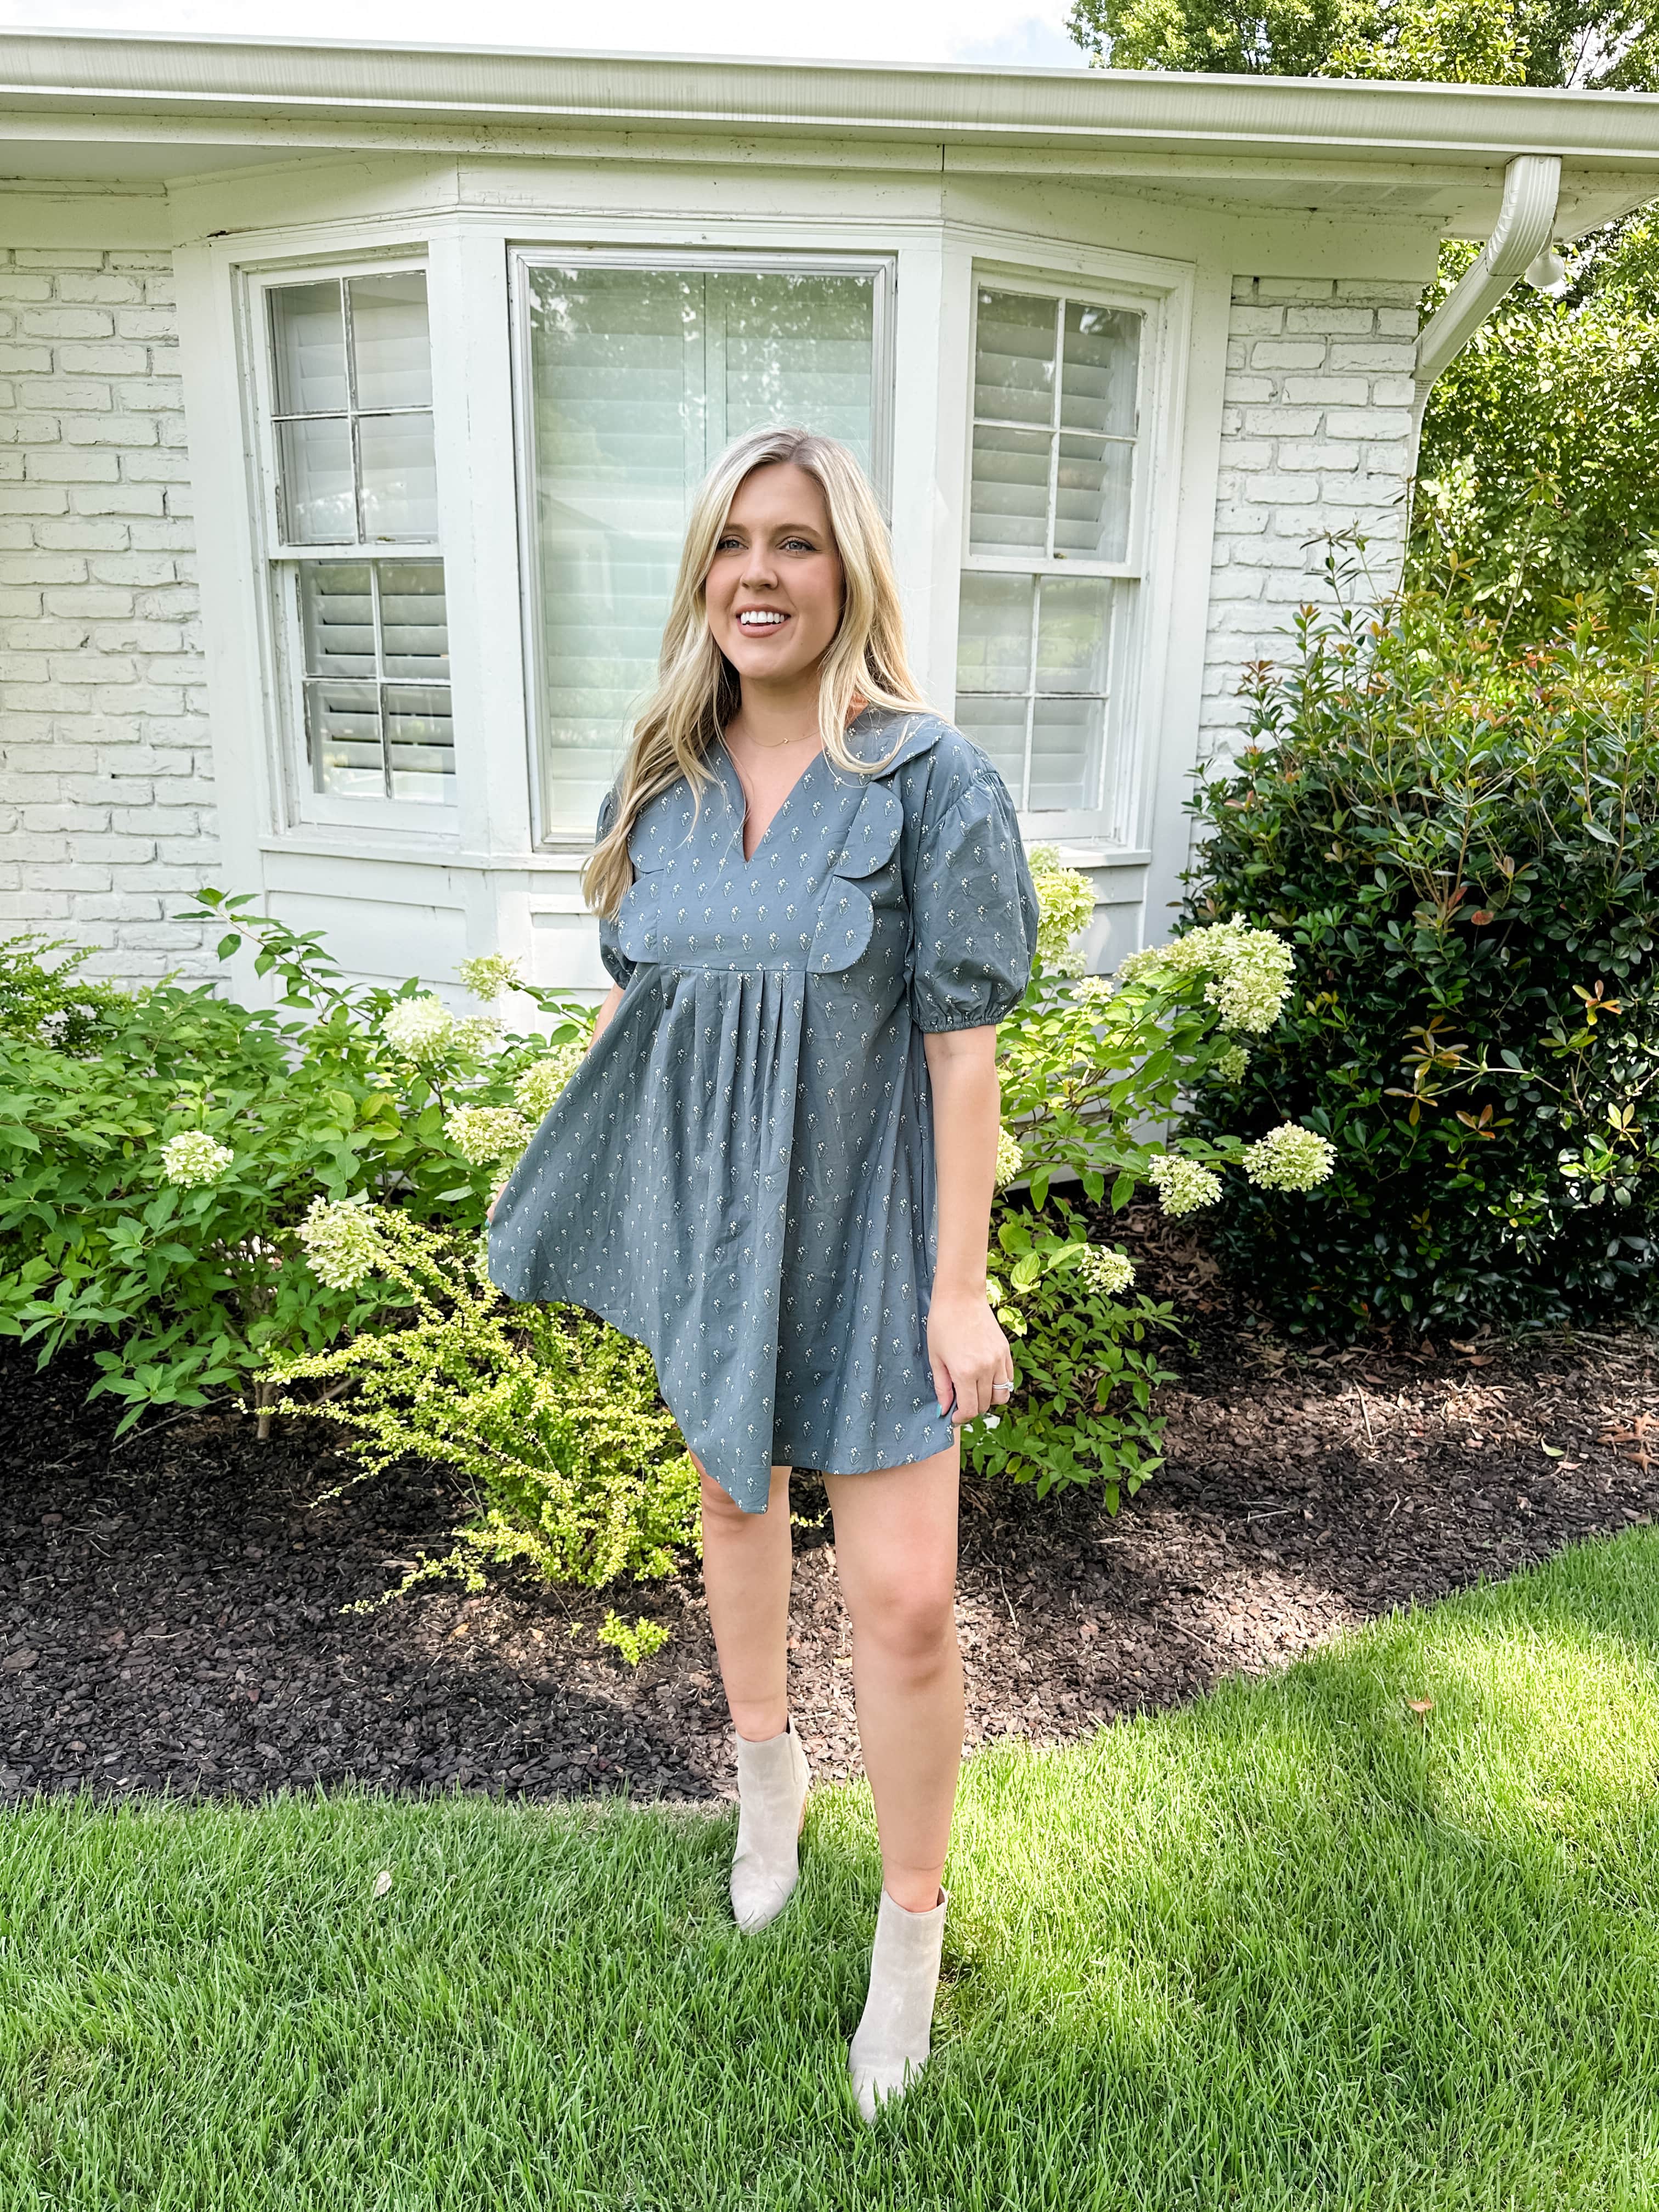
left=0, top=246, right=218, bottom=984
left=1199, top=276, right=1421, bottom=764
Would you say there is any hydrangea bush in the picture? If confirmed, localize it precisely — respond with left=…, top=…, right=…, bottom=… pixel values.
left=0, top=900, right=595, bottom=1430
left=964, top=843, right=1334, bottom=1506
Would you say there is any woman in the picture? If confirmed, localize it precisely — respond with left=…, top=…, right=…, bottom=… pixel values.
left=489, top=425, right=1039, bottom=2121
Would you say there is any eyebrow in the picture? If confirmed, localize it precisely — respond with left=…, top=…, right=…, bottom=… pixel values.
left=719, top=520, right=827, bottom=538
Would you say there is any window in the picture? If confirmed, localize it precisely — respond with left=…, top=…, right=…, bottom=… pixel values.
left=516, top=256, right=890, bottom=837
left=258, top=266, right=454, bottom=817
left=955, top=283, right=1145, bottom=830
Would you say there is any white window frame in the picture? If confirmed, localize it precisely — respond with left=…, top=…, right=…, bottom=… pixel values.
left=955, top=258, right=1166, bottom=847
left=242, top=245, right=459, bottom=838
left=508, top=243, right=897, bottom=851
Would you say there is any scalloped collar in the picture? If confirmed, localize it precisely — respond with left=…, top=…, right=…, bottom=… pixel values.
left=842, top=707, right=946, bottom=779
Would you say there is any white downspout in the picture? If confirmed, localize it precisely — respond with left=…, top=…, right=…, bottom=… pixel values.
left=1408, top=150, right=1562, bottom=471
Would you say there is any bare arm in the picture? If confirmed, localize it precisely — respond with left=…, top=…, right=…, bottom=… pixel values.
left=921, top=1023, right=1015, bottom=1428
left=588, top=981, right=625, bottom=1051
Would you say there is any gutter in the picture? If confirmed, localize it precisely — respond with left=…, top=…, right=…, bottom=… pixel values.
left=1409, top=150, right=1561, bottom=465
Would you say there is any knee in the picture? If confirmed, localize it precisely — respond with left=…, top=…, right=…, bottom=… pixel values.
left=696, top=1460, right=789, bottom=1530
left=853, top=1571, right=957, bottom=1668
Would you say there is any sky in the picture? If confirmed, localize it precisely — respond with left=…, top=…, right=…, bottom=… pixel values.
left=0, top=0, right=1092, bottom=69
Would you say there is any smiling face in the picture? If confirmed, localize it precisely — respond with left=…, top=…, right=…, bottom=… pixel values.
left=703, top=461, right=845, bottom=702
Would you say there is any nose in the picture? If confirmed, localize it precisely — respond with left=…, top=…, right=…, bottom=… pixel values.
left=740, top=539, right=779, bottom=590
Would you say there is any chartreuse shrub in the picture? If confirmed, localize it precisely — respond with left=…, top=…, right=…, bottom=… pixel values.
left=266, top=1211, right=699, bottom=1606
left=1178, top=558, right=1659, bottom=1336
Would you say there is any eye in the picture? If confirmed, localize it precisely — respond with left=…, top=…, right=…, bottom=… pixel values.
left=781, top=535, right=818, bottom=553
left=715, top=533, right=742, bottom=552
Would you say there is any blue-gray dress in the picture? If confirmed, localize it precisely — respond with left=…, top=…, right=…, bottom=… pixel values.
left=487, top=706, right=1040, bottom=1514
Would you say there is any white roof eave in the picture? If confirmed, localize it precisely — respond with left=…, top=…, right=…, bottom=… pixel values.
left=2, top=27, right=1658, bottom=231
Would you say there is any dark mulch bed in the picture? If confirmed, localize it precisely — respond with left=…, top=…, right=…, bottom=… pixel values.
left=3, top=1210, right=1655, bottom=1810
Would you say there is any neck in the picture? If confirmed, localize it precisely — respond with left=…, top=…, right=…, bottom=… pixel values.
left=726, top=671, right=825, bottom=752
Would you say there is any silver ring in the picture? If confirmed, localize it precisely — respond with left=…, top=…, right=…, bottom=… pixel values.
left=992, top=1381, right=1013, bottom=1395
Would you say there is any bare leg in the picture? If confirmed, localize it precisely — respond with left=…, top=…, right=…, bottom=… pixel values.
left=822, top=1438, right=963, bottom=1912
left=691, top=1455, right=794, bottom=1742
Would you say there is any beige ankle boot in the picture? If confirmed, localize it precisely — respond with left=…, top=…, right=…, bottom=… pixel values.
left=847, top=1884, right=948, bottom=2122
left=729, top=1717, right=811, bottom=1933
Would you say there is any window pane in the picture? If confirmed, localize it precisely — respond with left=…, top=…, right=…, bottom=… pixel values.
left=525, top=262, right=879, bottom=827
left=956, top=572, right=1033, bottom=693
left=714, top=270, right=874, bottom=467
left=304, top=678, right=383, bottom=798
left=1031, top=695, right=1105, bottom=812
left=348, top=272, right=433, bottom=411
left=968, top=426, right=1050, bottom=557
left=358, top=413, right=438, bottom=542
left=377, top=561, right=449, bottom=680
left=1060, top=303, right=1139, bottom=438
left=299, top=561, right=375, bottom=678
left=277, top=418, right=354, bottom=544
left=1035, top=576, right=1111, bottom=694
left=270, top=281, right=347, bottom=415
left=973, top=289, right=1056, bottom=427
left=385, top=684, right=454, bottom=804
left=1054, top=433, right=1134, bottom=562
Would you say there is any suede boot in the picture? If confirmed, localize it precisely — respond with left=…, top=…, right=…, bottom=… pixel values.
left=729, top=1717, right=811, bottom=1933
left=847, top=1884, right=948, bottom=2122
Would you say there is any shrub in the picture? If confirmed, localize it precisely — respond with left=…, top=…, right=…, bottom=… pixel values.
left=1180, top=556, right=1659, bottom=1336
left=0, top=901, right=592, bottom=1429
left=268, top=1211, right=700, bottom=1595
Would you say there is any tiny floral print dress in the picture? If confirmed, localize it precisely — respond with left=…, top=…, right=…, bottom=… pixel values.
left=487, top=706, right=1040, bottom=1514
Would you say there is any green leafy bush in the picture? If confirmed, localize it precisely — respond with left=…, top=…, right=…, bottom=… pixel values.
left=267, top=1210, right=699, bottom=1597
left=1180, top=556, right=1659, bottom=1336
left=0, top=899, right=592, bottom=1429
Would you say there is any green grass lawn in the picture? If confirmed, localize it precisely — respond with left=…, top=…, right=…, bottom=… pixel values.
left=4, top=1529, right=1658, bottom=2211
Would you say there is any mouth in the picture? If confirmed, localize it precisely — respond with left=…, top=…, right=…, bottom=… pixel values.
left=736, top=608, right=791, bottom=633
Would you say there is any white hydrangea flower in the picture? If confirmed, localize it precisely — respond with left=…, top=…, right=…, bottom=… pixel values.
left=452, top=1014, right=503, bottom=1058
left=994, top=1125, right=1025, bottom=1188
left=381, top=995, right=455, bottom=1060
left=1216, top=1042, right=1251, bottom=1083
left=1146, top=1152, right=1224, bottom=1217
left=1076, top=1244, right=1136, bottom=1297
left=1031, top=862, right=1095, bottom=967
left=1243, top=1122, right=1337, bottom=1192
left=1115, top=922, right=1295, bottom=1035
left=458, top=954, right=523, bottom=1002
left=515, top=1044, right=585, bottom=1123
left=157, top=1131, right=234, bottom=1188
left=444, top=1104, right=532, bottom=1167
left=297, top=1195, right=384, bottom=1291
left=1073, top=975, right=1117, bottom=1009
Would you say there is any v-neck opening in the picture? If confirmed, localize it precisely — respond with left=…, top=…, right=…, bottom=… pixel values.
left=716, top=733, right=825, bottom=867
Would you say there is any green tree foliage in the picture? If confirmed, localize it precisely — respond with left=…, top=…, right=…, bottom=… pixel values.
left=1065, top=0, right=1659, bottom=87
left=1413, top=212, right=1659, bottom=634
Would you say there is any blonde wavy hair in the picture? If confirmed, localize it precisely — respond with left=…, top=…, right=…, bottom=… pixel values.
left=583, top=425, right=932, bottom=925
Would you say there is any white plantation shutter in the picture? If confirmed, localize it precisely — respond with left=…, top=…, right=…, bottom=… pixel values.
left=956, top=284, right=1143, bottom=828
left=263, top=265, right=452, bottom=815
left=522, top=262, right=881, bottom=834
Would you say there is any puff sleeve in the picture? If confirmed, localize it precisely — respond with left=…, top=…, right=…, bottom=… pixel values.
left=594, top=784, right=635, bottom=990
left=906, top=765, right=1040, bottom=1032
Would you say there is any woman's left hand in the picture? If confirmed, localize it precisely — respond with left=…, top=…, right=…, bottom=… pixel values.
left=926, top=1286, right=1015, bottom=1426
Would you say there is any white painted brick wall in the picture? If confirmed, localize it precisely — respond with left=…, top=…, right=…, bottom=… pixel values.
left=1199, top=276, right=1421, bottom=764
left=0, top=245, right=219, bottom=985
